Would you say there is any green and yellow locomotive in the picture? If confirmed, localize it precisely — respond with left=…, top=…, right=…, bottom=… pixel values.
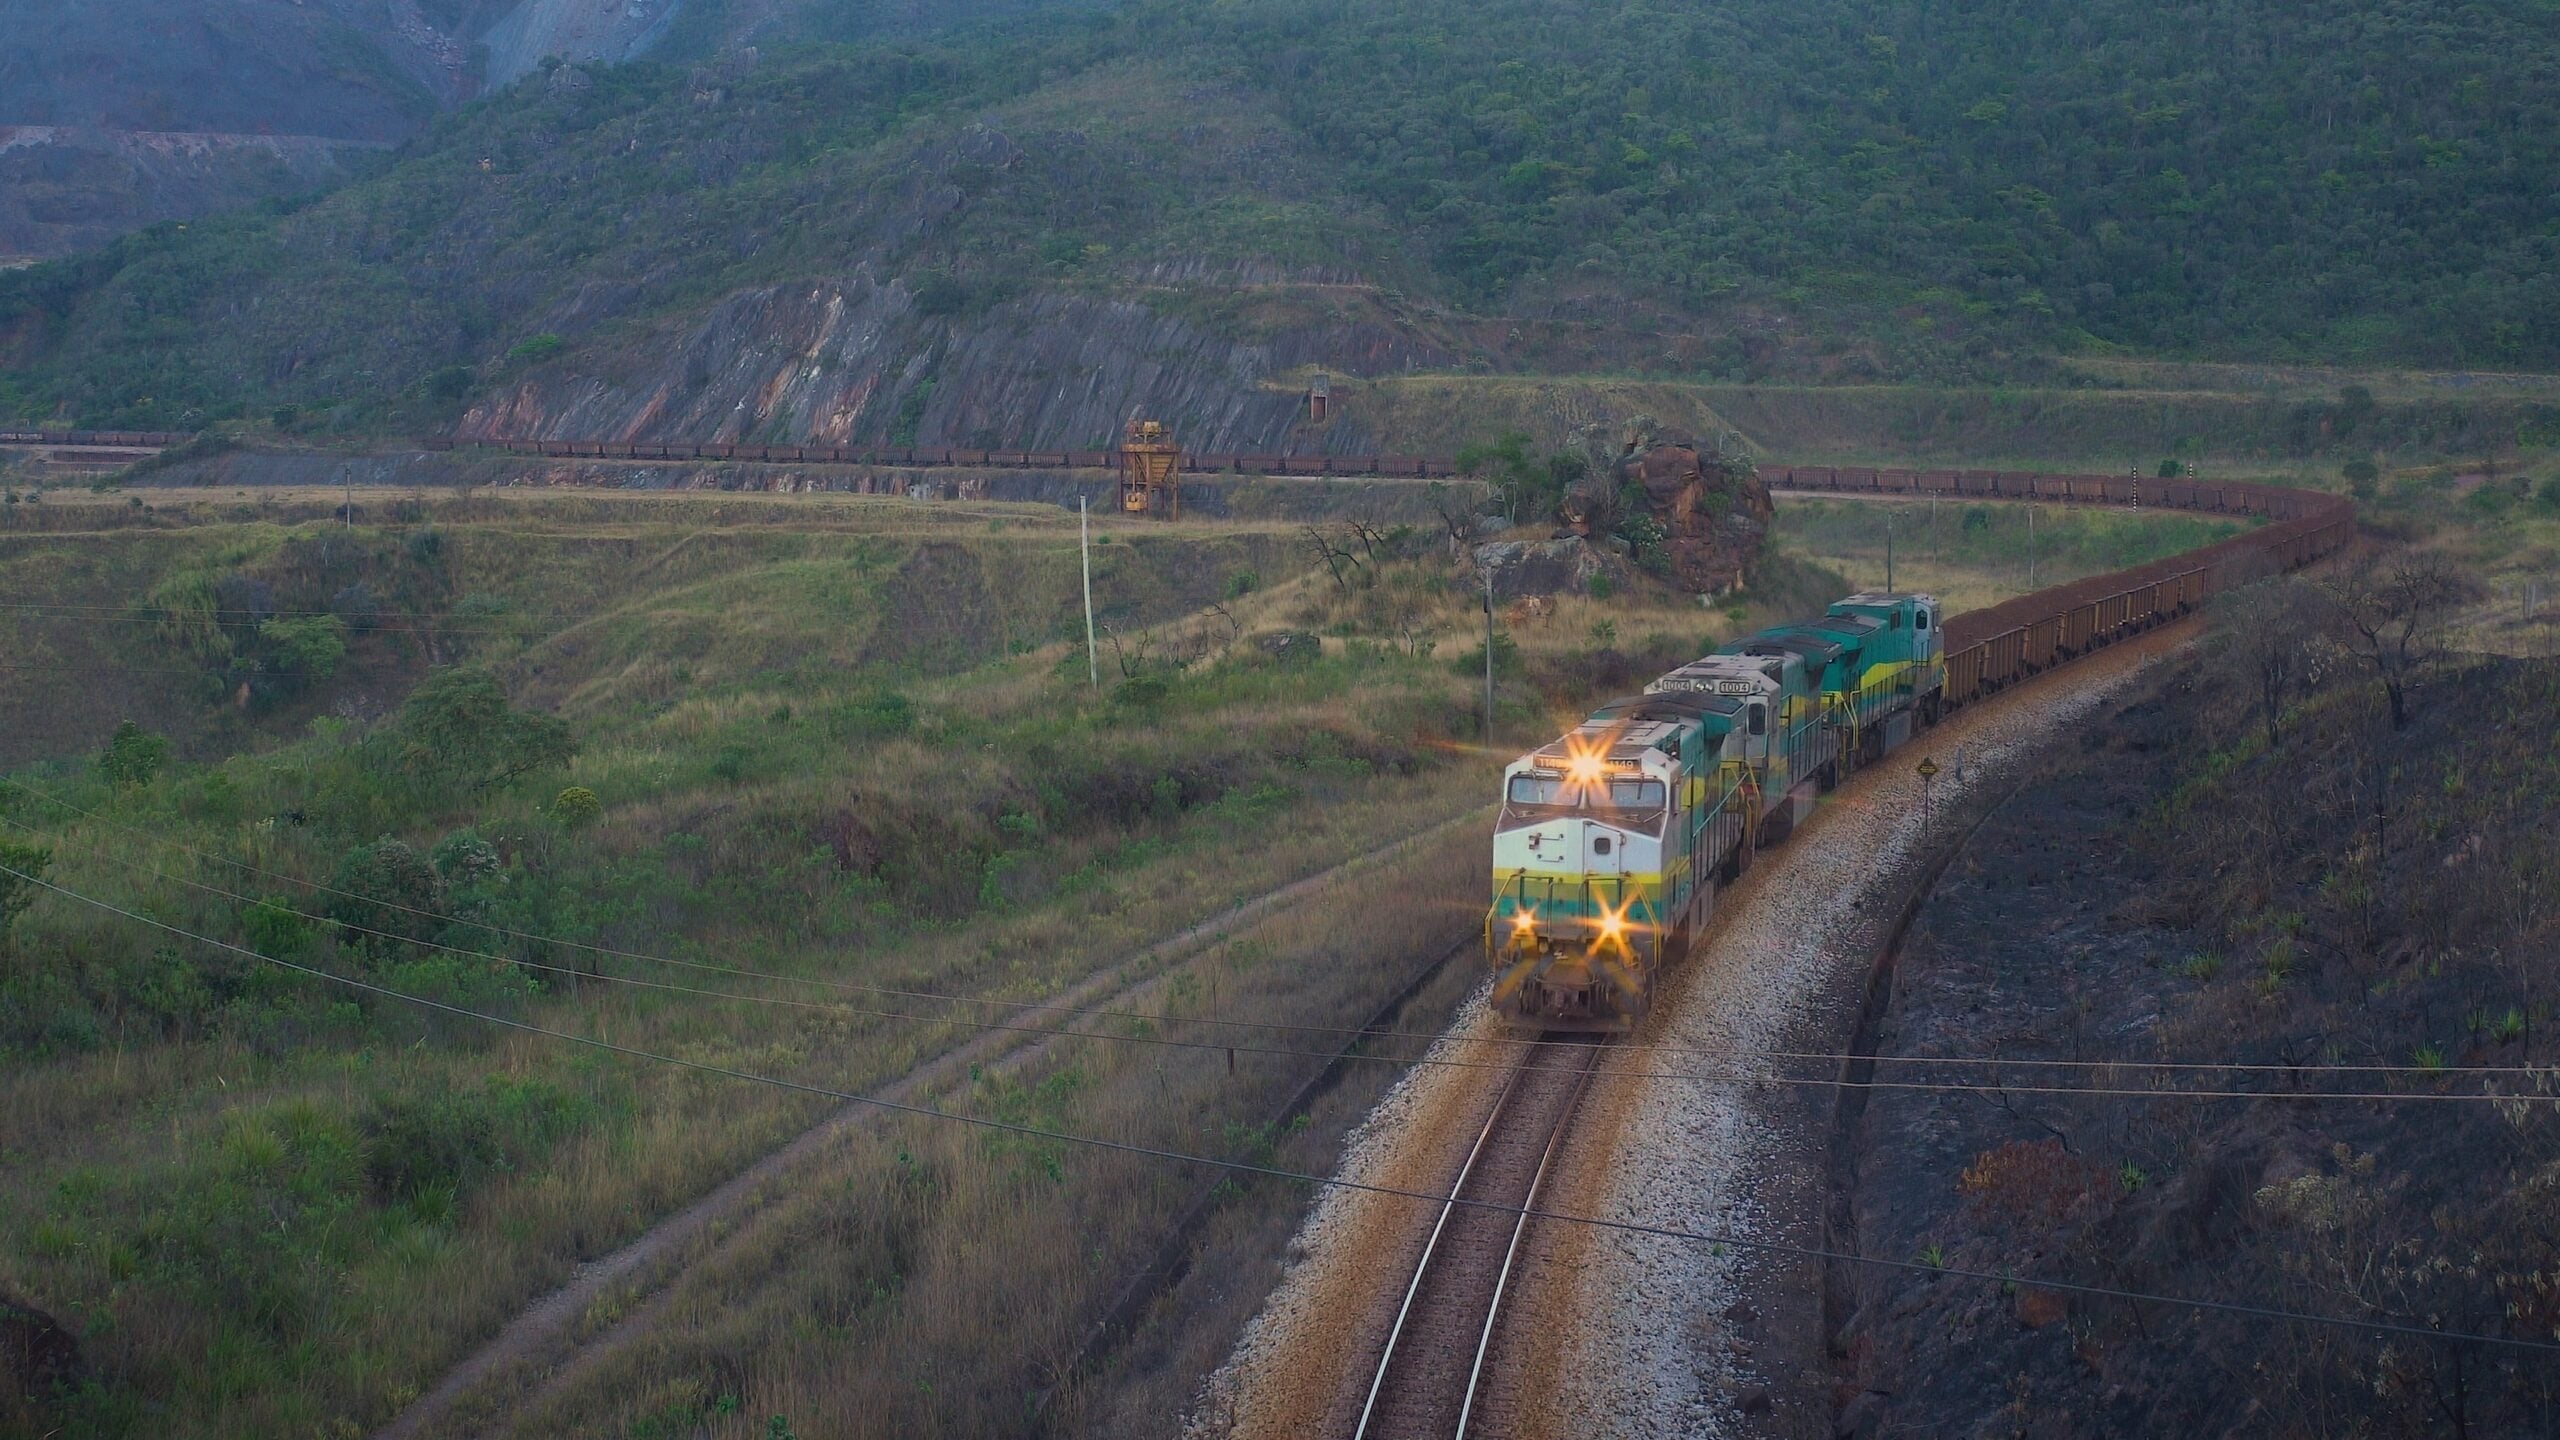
left=1487, top=592, right=1943, bottom=1030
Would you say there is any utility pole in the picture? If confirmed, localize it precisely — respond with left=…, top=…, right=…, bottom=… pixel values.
left=1081, top=495, right=1098, bottom=691
left=1884, top=508, right=1895, bottom=592
left=343, top=464, right=353, bottom=530
left=2027, top=505, right=2038, bottom=589
left=1482, top=568, right=1496, bottom=742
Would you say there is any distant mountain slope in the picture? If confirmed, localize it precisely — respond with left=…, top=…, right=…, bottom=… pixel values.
left=3, top=0, right=2556, bottom=435
left=0, top=0, right=1022, bottom=256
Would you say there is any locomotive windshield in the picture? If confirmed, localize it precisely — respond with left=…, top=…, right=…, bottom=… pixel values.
left=1505, top=774, right=1666, bottom=811
left=1608, top=778, right=1667, bottom=808
left=1508, top=774, right=1567, bottom=805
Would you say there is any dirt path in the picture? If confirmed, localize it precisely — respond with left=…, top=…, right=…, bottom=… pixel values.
left=1187, top=620, right=2202, bottom=1440
left=374, top=804, right=1492, bottom=1440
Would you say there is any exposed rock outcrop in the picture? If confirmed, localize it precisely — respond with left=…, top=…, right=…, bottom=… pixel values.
left=1561, top=416, right=1773, bottom=594
left=459, top=269, right=1455, bottom=456
left=1471, top=537, right=1625, bottom=600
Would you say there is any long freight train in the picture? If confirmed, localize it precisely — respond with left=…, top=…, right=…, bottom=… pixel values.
left=1483, top=473, right=2356, bottom=1032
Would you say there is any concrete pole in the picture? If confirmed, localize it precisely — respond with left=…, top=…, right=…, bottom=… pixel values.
left=1081, top=495, right=1098, bottom=690
left=1483, top=568, right=1496, bottom=742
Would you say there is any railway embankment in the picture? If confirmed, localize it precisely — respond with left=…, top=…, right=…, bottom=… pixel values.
left=1831, top=649, right=2560, bottom=1437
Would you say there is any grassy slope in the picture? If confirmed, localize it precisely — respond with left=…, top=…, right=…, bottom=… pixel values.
left=0, top=488, right=2244, bottom=1437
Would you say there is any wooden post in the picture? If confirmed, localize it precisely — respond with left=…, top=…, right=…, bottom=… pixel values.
left=1081, top=496, right=1098, bottom=690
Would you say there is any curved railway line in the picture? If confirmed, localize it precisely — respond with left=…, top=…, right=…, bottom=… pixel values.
left=1353, top=1039, right=1606, bottom=1440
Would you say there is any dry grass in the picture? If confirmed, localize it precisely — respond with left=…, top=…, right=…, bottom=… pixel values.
left=467, top=819, right=1492, bottom=1440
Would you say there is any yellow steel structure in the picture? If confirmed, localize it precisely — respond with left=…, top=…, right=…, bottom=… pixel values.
left=1118, top=418, right=1182, bottom=518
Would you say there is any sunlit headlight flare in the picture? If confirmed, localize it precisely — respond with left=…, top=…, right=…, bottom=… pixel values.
left=1590, top=897, right=1642, bottom=956
left=1562, top=733, right=1611, bottom=790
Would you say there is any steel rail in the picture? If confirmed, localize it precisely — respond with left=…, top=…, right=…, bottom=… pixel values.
left=1353, top=1058, right=1539, bottom=1440
left=1454, top=1043, right=1605, bottom=1438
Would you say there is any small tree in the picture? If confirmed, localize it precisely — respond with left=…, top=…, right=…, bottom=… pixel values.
left=551, top=787, right=601, bottom=829
left=2212, top=577, right=2326, bottom=749
left=397, top=667, right=576, bottom=788
left=97, top=720, right=169, bottom=788
left=2319, top=547, right=2479, bottom=731
left=0, top=838, right=50, bottom=945
left=1458, top=432, right=1579, bottom=525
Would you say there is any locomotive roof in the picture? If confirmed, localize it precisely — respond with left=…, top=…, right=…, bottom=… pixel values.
left=1835, top=591, right=1940, bottom=609
left=1525, top=716, right=1685, bottom=765
left=1728, top=629, right=1845, bottom=667
left=1591, top=690, right=1742, bottom=722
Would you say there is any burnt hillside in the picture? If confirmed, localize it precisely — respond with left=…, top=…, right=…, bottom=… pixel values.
left=1837, top=626, right=2560, bottom=1436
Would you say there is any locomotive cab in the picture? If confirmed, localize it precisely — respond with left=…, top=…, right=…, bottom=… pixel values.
left=1826, top=592, right=1946, bottom=719
left=1490, top=718, right=1688, bottom=1030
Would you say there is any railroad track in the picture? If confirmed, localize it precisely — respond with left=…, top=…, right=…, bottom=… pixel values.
left=1353, top=1037, right=1606, bottom=1440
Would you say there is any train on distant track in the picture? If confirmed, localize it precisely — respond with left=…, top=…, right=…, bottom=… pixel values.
left=1484, top=480, right=2357, bottom=1031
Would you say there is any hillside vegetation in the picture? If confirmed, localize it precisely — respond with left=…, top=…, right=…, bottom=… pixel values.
left=4, top=0, right=2558, bottom=441
left=0, top=485, right=2258, bottom=1436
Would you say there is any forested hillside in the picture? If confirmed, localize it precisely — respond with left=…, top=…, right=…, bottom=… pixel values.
left=3, top=0, right=2556, bottom=434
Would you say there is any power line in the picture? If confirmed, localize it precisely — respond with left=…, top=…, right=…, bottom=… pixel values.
left=12, top=863, right=2554, bottom=1359
left=4, top=777, right=2539, bottom=1084
left=15, top=818, right=2551, bottom=1111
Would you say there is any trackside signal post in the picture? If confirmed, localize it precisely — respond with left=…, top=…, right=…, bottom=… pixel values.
left=1917, top=754, right=1939, bottom=833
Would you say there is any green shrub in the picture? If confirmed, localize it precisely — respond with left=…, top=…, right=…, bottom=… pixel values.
left=97, top=720, right=169, bottom=788
left=395, top=667, right=575, bottom=788
left=0, top=837, right=50, bottom=941
left=504, top=334, right=564, bottom=365
left=1449, top=632, right=1521, bottom=678
left=240, top=897, right=314, bottom=960
left=1113, top=673, right=1172, bottom=709
left=358, top=1077, right=589, bottom=1206
left=549, top=787, right=601, bottom=829
left=328, top=838, right=444, bottom=956
left=823, top=692, right=916, bottom=740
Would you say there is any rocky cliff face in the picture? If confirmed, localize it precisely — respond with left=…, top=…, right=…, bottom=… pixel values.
left=459, top=270, right=1456, bottom=455
left=1623, top=436, right=1774, bottom=595
left=479, top=0, right=690, bottom=85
